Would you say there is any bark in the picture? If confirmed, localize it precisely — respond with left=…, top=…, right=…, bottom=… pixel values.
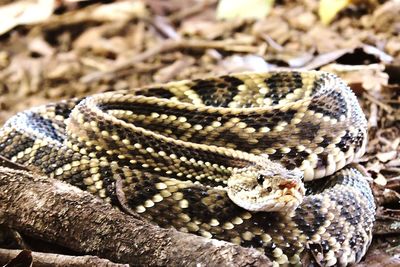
left=0, top=166, right=271, bottom=266
left=0, top=248, right=127, bottom=267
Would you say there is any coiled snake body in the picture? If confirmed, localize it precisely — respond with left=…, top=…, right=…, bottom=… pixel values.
left=0, top=71, right=375, bottom=266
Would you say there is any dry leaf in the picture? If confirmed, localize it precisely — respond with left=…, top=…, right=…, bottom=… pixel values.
left=28, top=37, right=55, bottom=57
left=216, top=0, right=274, bottom=20
left=387, top=158, right=400, bottom=168
left=219, top=55, right=274, bottom=73
left=320, top=0, right=379, bottom=25
left=91, top=0, right=148, bottom=22
left=369, top=0, right=400, bottom=33
left=377, top=151, right=398, bottom=163
left=321, top=63, right=389, bottom=92
left=289, top=11, right=317, bottom=31
left=0, top=0, right=55, bottom=35
left=318, top=0, right=351, bottom=25
left=375, top=173, right=388, bottom=186
left=366, top=160, right=382, bottom=174
left=303, top=48, right=352, bottom=70
left=154, top=57, right=195, bottom=83
left=305, top=25, right=347, bottom=53
left=355, top=248, right=400, bottom=267
left=362, top=44, right=393, bottom=63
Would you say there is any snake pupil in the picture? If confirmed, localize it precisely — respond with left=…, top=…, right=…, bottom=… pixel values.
left=257, top=174, right=265, bottom=185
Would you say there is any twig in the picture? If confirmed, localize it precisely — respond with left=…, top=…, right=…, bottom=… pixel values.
left=368, top=103, right=378, bottom=128
left=0, top=155, right=29, bottom=171
left=148, top=16, right=181, bottom=40
left=259, top=33, right=284, bottom=52
left=363, top=92, right=394, bottom=113
left=80, top=39, right=259, bottom=84
left=80, top=40, right=181, bottom=83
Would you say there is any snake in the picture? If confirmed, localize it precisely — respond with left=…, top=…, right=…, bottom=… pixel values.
left=0, top=71, right=375, bottom=266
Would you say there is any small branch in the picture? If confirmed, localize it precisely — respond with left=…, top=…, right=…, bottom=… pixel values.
left=0, top=249, right=126, bottom=267
left=0, top=166, right=271, bottom=266
left=0, top=155, right=29, bottom=171
left=80, top=39, right=259, bottom=84
left=80, top=40, right=180, bottom=83
left=373, top=206, right=400, bottom=235
left=363, top=92, right=394, bottom=113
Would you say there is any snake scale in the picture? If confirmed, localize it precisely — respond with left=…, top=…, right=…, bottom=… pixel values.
left=0, top=71, right=375, bottom=266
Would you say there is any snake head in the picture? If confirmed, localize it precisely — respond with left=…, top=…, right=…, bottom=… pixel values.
left=227, top=159, right=305, bottom=212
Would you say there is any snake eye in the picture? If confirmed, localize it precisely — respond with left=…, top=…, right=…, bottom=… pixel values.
left=257, top=174, right=265, bottom=185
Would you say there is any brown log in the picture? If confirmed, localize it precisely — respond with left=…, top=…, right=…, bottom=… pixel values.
left=0, top=166, right=271, bottom=266
left=0, top=248, right=127, bottom=267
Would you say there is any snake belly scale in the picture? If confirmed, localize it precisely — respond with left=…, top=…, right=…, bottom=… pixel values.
left=0, top=71, right=375, bottom=266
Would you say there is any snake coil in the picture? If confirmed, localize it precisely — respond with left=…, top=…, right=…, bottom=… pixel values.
left=0, top=71, right=375, bottom=266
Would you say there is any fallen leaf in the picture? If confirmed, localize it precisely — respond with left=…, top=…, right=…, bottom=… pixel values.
left=305, top=25, right=348, bottom=53
left=0, top=0, right=55, bottom=36
left=377, top=151, right=398, bottom=163
left=303, top=48, right=352, bottom=70
left=319, top=0, right=379, bottom=25
left=28, top=37, right=55, bottom=57
left=287, top=10, right=317, bottom=31
left=216, top=0, right=274, bottom=20
left=154, top=57, right=195, bottom=83
left=321, top=63, right=389, bottom=92
left=318, top=0, right=350, bottom=25
left=385, top=39, right=400, bottom=60
left=219, top=55, right=275, bottom=73
left=375, top=173, right=388, bottom=186
left=355, top=248, right=400, bottom=267
left=285, top=53, right=314, bottom=68
left=362, top=44, right=393, bottom=63
left=387, top=158, right=400, bottom=167
left=369, top=0, right=400, bottom=33
left=91, top=0, right=148, bottom=22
